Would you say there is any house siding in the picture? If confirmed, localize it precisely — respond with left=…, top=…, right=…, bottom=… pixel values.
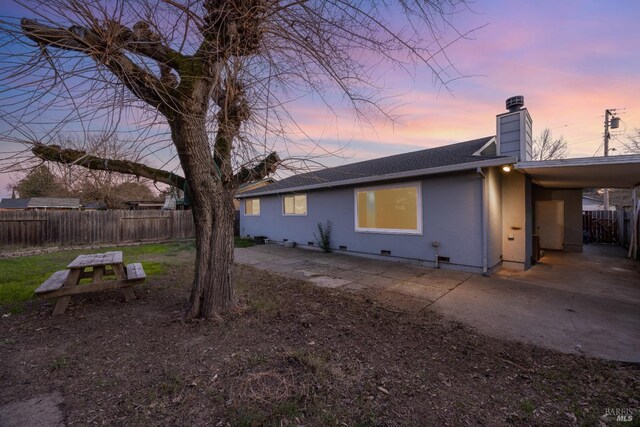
left=240, top=171, right=485, bottom=271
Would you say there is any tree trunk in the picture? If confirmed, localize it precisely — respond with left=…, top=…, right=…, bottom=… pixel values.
left=170, top=115, right=236, bottom=319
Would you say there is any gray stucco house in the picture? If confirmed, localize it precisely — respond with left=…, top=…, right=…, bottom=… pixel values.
left=238, top=97, right=640, bottom=272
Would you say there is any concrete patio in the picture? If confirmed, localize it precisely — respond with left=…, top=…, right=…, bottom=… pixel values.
left=235, top=244, right=640, bottom=363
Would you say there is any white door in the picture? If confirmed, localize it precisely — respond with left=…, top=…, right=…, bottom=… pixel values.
left=536, top=201, right=564, bottom=250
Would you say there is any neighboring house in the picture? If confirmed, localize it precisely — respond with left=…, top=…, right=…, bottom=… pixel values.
left=83, top=201, right=108, bottom=211
left=582, top=190, right=633, bottom=211
left=582, top=194, right=612, bottom=212
left=28, top=197, right=81, bottom=210
left=0, top=197, right=81, bottom=210
left=0, top=198, right=30, bottom=210
left=125, top=200, right=165, bottom=210
left=238, top=97, right=640, bottom=272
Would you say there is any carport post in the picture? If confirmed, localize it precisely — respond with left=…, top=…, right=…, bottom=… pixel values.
left=630, top=186, right=639, bottom=260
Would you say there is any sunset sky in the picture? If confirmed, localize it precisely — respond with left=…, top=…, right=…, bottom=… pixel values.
left=1, top=0, right=639, bottom=198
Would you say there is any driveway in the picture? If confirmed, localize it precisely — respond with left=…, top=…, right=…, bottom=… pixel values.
left=234, top=244, right=640, bottom=363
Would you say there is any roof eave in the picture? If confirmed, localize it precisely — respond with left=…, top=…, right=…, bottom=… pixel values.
left=238, top=156, right=517, bottom=198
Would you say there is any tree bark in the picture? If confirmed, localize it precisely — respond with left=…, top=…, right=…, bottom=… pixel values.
left=169, top=115, right=236, bottom=319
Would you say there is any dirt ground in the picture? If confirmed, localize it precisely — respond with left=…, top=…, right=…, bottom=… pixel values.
left=1, top=253, right=638, bottom=426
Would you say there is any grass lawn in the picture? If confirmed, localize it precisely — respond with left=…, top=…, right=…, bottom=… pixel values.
left=0, top=242, right=637, bottom=426
left=0, top=241, right=196, bottom=308
left=234, top=236, right=256, bottom=248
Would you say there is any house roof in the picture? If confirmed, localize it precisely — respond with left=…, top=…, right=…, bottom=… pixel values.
left=28, top=197, right=81, bottom=209
left=0, top=198, right=30, bottom=209
left=239, top=136, right=513, bottom=197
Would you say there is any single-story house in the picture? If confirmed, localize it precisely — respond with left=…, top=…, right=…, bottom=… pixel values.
left=0, top=198, right=30, bottom=210
left=582, top=189, right=633, bottom=212
left=83, top=201, right=108, bottom=211
left=125, top=200, right=165, bottom=210
left=233, top=178, right=275, bottom=210
left=238, top=97, right=640, bottom=272
left=0, top=197, right=81, bottom=210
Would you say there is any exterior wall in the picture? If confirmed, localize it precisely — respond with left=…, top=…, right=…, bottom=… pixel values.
left=240, top=172, right=485, bottom=271
left=533, top=187, right=583, bottom=252
left=487, top=167, right=503, bottom=270
left=501, top=172, right=532, bottom=270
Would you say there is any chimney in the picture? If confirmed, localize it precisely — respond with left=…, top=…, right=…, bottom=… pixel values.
left=496, top=96, right=533, bottom=161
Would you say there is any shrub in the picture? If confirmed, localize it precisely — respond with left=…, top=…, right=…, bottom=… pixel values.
left=314, top=221, right=332, bottom=252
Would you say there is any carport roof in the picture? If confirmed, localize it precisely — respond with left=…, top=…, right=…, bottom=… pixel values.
left=516, top=154, right=640, bottom=189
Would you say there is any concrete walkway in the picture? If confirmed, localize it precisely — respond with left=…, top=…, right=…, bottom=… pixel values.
left=235, top=244, right=640, bottom=363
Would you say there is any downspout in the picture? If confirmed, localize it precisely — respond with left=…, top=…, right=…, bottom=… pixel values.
left=477, top=167, right=489, bottom=275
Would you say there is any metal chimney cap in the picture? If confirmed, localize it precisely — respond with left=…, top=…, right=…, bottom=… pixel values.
left=506, top=96, right=525, bottom=112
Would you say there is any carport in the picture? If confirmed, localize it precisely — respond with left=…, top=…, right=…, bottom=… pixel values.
left=516, top=154, right=640, bottom=260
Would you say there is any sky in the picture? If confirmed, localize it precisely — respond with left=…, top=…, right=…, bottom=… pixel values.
left=1, top=0, right=639, bottom=198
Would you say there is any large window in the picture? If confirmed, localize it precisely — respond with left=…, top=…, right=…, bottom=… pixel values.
left=283, top=194, right=307, bottom=215
left=244, top=198, right=260, bottom=216
left=355, top=182, right=421, bottom=234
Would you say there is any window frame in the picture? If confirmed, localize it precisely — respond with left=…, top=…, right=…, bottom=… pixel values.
left=244, top=198, right=261, bottom=216
left=354, top=181, right=423, bottom=235
left=282, top=194, right=308, bottom=216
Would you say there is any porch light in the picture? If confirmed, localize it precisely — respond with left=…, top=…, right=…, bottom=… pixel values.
left=502, top=165, right=512, bottom=172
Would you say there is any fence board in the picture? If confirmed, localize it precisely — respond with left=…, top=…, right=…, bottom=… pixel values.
left=0, top=210, right=195, bottom=250
left=583, top=210, right=618, bottom=244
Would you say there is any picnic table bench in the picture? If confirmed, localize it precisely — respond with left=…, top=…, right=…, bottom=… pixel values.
left=34, top=251, right=146, bottom=315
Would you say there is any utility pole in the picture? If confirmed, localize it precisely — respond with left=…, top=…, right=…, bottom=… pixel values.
left=603, top=109, right=619, bottom=210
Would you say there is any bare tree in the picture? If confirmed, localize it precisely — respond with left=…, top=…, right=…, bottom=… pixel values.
left=532, top=128, right=568, bottom=161
left=0, top=0, right=474, bottom=319
left=48, top=134, right=161, bottom=208
left=622, top=128, right=640, bottom=154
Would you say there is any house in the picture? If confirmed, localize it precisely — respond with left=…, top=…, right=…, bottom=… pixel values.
left=238, top=97, right=640, bottom=272
left=582, top=193, right=613, bottom=212
left=0, top=198, right=30, bottom=210
left=125, top=200, right=165, bottom=210
left=233, top=178, right=275, bottom=210
left=0, top=197, right=81, bottom=210
left=582, top=189, right=633, bottom=211
left=83, top=201, right=108, bottom=211
left=28, top=197, right=81, bottom=210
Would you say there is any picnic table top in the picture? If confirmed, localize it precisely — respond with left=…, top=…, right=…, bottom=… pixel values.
left=67, top=251, right=123, bottom=269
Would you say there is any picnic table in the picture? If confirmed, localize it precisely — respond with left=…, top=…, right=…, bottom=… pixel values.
left=34, top=251, right=146, bottom=315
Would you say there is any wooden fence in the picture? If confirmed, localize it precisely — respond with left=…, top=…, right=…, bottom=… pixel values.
left=0, top=210, right=196, bottom=250
left=582, top=210, right=618, bottom=244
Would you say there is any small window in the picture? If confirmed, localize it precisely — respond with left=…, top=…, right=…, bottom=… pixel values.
left=355, top=182, right=422, bottom=234
left=244, top=198, right=260, bottom=216
left=283, top=194, right=307, bottom=215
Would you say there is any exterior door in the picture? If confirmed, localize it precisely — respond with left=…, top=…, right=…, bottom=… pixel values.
left=536, top=201, right=564, bottom=250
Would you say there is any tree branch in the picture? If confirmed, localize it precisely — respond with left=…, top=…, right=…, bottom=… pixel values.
left=21, top=18, right=178, bottom=109
left=233, top=152, right=280, bottom=186
left=114, top=21, right=188, bottom=71
left=32, top=143, right=186, bottom=189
